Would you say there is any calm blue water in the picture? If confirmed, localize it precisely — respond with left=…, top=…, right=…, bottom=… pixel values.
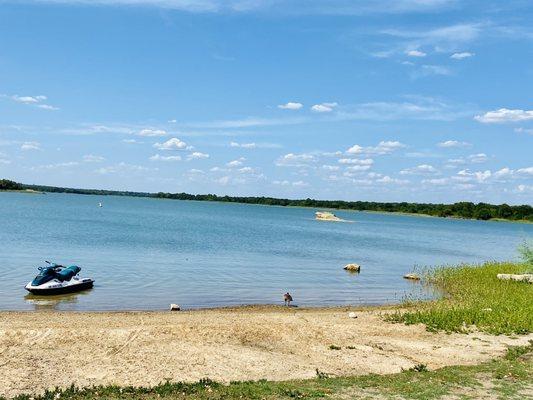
left=0, top=192, right=531, bottom=311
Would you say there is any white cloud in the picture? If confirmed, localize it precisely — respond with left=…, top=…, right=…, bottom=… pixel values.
left=230, top=141, right=282, bottom=149
left=321, top=165, right=340, bottom=171
left=37, top=104, right=60, bottom=111
left=138, top=129, right=168, bottom=137
left=474, top=108, right=533, bottom=123
left=276, top=153, right=316, bottom=167
left=122, top=138, right=140, bottom=144
left=338, top=158, right=374, bottom=165
left=0, top=158, right=10, bottom=165
left=21, top=141, right=41, bottom=151
left=406, top=49, right=426, bottom=57
left=311, top=102, right=338, bottom=113
left=16, top=0, right=457, bottom=15
left=9, top=94, right=58, bottom=110
left=400, top=164, right=438, bottom=175
left=381, top=23, right=483, bottom=53
left=346, top=141, right=406, bottom=155
left=272, top=180, right=290, bottom=186
left=515, top=127, right=533, bottom=135
left=468, top=153, right=488, bottom=163
left=346, top=165, right=371, bottom=172
left=31, top=161, right=79, bottom=170
left=226, top=157, right=245, bottom=167
left=457, top=169, right=492, bottom=183
left=96, top=162, right=154, bottom=174
left=153, top=137, right=188, bottom=151
left=419, top=64, right=451, bottom=76
left=150, top=154, right=182, bottom=161
left=83, top=154, right=105, bottom=162
left=517, top=184, right=533, bottom=193
left=278, top=102, right=303, bottom=110
left=450, top=51, right=474, bottom=59
left=292, top=180, right=309, bottom=187
left=237, top=166, right=254, bottom=173
left=376, top=176, right=409, bottom=185
left=12, top=95, right=46, bottom=104
left=230, top=141, right=256, bottom=149
left=437, top=140, right=470, bottom=148
left=517, top=166, right=533, bottom=176
left=422, top=178, right=450, bottom=185
left=188, top=152, right=210, bottom=160
left=494, top=167, right=513, bottom=179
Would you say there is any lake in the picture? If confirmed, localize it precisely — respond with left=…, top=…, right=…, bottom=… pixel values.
left=0, top=192, right=531, bottom=310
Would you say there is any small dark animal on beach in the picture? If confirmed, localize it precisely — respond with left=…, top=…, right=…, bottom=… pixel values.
left=284, top=292, right=293, bottom=306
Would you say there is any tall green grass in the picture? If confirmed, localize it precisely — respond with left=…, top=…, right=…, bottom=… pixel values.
left=387, top=261, right=533, bottom=335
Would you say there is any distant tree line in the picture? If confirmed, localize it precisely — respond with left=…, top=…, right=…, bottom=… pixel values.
left=0, top=179, right=23, bottom=190
left=1, top=179, right=532, bottom=222
left=154, top=193, right=533, bottom=222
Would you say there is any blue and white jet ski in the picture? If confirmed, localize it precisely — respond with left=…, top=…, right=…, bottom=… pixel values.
left=25, top=261, right=94, bottom=295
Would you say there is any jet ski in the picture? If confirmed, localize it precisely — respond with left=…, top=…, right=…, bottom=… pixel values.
left=25, top=261, right=94, bottom=295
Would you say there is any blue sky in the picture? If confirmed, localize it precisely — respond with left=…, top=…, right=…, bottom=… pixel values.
left=0, top=0, right=532, bottom=204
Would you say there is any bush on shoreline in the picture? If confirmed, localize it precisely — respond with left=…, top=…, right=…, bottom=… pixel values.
left=387, top=261, right=533, bottom=335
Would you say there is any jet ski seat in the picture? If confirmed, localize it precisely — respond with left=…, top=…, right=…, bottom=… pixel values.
left=56, top=266, right=81, bottom=281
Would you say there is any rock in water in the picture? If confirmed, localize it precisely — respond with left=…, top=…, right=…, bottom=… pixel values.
left=169, top=304, right=181, bottom=311
left=344, top=263, right=361, bottom=272
left=403, top=273, right=421, bottom=281
left=315, top=211, right=342, bottom=222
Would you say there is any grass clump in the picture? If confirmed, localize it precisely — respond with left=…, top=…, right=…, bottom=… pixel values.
left=518, top=240, right=533, bottom=270
left=386, top=261, right=533, bottom=335
left=6, top=343, right=532, bottom=400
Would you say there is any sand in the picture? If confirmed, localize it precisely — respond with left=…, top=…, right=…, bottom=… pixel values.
left=1, top=306, right=531, bottom=398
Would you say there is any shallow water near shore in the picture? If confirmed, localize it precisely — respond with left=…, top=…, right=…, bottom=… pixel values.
left=0, top=192, right=531, bottom=311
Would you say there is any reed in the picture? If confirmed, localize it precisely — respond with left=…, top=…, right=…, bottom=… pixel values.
left=387, top=261, right=533, bottom=335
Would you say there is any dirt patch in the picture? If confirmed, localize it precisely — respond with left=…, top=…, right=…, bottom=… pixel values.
left=1, top=306, right=531, bottom=398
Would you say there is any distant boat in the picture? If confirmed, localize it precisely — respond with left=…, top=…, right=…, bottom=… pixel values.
left=98, top=202, right=103, bottom=207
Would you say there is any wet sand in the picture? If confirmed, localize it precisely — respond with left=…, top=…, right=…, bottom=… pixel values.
left=1, top=306, right=531, bottom=398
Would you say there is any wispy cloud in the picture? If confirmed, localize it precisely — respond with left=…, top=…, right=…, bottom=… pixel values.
left=400, top=164, right=439, bottom=175
left=475, top=108, right=533, bottom=123
left=153, top=137, right=189, bottom=150
left=149, top=154, right=182, bottom=161
left=450, top=51, right=474, bottom=59
left=406, top=49, right=426, bottom=57
left=21, top=141, right=41, bottom=151
left=347, top=141, right=406, bottom=156
left=138, top=128, right=168, bottom=137
left=20, top=0, right=457, bottom=15
left=2, top=94, right=59, bottom=111
left=83, top=154, right=105, bottom=162
left=278, top=102, right=303, bottom=110
left=311, top=102, right=338, bottom=113
left=437, top=140, right=471, bottom=148
left=187, top=151, right=210, bottom=160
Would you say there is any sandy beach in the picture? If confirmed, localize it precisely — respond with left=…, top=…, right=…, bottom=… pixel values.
left=1, top=306, right=531, bottom=398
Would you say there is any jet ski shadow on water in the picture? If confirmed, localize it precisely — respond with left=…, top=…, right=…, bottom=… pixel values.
left=25, top=261, right=94, bottom=295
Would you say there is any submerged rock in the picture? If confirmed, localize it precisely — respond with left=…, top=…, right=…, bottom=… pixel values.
left=344, top=263, right=361, bottom=272
left=403, top=273, right=421, bottom=281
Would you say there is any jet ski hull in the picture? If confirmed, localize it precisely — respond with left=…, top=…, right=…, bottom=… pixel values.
left=25, top=279, right=94, bottom=295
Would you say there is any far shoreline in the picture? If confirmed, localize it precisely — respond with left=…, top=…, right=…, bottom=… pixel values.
left=2, top=188, right=532, bottom=224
